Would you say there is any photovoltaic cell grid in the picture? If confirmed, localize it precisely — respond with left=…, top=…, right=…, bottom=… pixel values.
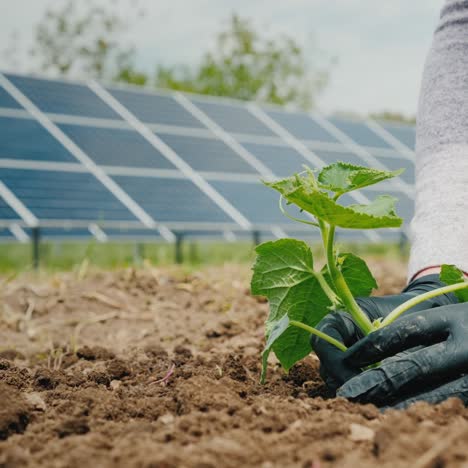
left=266, top=110, right=339, bottom=143
left=59, top=124, right=176, bottom=169
left=0, top=195, right=20, bottom=220
left=0, top=168, right=137, bottom=222
left=109, top=88, right=204, bottom=128
left=0, top=71, right=415, bottom=243
left=0, top=117, right=76, bottom=163
left=191, top=98, right=275, bottom=136
left=8, top=75, right=122, bottom=119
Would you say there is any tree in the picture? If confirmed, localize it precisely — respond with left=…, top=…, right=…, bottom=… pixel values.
left=29, top=0, right=147, bottom=82
left=155, top=15, right=329, bottom=110
left=370, top=111, right=416, bottom=125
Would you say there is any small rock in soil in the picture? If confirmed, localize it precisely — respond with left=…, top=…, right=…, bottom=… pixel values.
left=159, top=413, right=175, bottom=425
left=110, top=380, right=121, bottom=391
left=24, top=392, right=47, bottom=411
left=349, top=423, right=375, bottom=442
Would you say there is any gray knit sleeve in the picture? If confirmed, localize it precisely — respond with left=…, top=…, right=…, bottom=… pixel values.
left=407, top=0, right=468, bottom=279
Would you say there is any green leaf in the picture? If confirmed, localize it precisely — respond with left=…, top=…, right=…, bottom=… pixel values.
left=251, top=239, right=331, bottom=383
left=266, top=176, right=402, bottom=229
left=318, top=162, right=404, bottom=194
left=440, top=264, right=468, bottom=302
left=337, top=253, right=378, bottom=297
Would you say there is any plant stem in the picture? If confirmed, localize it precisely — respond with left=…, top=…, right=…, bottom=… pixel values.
left=314, top=271, right=341, bottom=307
left=324, top=224, right=374, bottom=335
left=289, top=320, right=347, bottom=352
left=381, top=282, right=468, bottom=327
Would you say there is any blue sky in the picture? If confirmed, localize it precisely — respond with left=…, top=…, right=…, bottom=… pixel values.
left=0, top=0, right=443, bottom=116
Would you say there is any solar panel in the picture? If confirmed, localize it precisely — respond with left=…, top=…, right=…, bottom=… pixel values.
left=210, top=180, right=305, bottom=226
left=103, top=227, right=161, bottom=239
left=158, top=133, right=258, bottom=173
left=371, top=153, right=415, bottom=184
left=0, top=72, right=415, bottom=247
left=0, top=87, right=23, bottom=109
left=335, top=228, right=401, bottom=242
left=109, top=88, right=205, bottom=128
left=0, top=117, right=76, bottom=162
left=0, top=195, right=20, bottom=220
left=190, top=98, right=275, bottom=136
left=25, top=227, right=94, bottom=239
left=60, top=124, right=177, bottom=169
left=378, top=121, right=416, bottom=150
left=6, top=74, right=121, bottom=119
left=266, top=109, right=339, bottom=143
left=0, top=228, right=15, bottom=240
left=329, top=117, right=393, bottom=149
left=112, top=175, right=232, bottom=224
left=0, top=168, right=136, bottom=221
left=242, top=142, right=309, bottom=177
left=311, top=148, right=368, bottom=168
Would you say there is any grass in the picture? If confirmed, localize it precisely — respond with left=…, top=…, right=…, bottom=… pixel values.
left=0, top=240, right=408, bottom=274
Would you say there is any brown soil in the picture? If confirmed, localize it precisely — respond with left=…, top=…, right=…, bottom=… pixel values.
left=1, top=260, right=468, bottom=467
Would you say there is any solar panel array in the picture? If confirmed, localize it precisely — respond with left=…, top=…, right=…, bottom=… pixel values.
left=0, top=72, right=416, bottom=244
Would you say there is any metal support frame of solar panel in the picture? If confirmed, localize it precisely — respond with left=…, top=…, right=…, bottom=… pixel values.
left=0, top=70, right=415, bottom=249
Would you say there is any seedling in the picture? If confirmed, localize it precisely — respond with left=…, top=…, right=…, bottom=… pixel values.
left=251, top=162, right=468, bottom=383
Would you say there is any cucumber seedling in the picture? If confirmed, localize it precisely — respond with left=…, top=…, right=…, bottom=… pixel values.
left=251, top=162, right=468, bottom=383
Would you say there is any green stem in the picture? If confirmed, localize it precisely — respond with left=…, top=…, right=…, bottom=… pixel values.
left=325, top=225, right=374, bottom=335
left=381, top=282, right=468, bottom=327
left=289, top=320, right=347, bottom=352
left=314, top=270, right=341, bottom=307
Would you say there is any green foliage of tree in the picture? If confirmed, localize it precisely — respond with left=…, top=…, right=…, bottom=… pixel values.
left=370, top=111, right=416, bottom=125
left=155, top=15, right=329, bottom=109
left=21, top=5, right=329, bottom=107
left=30, top=0, right=146, bottom=82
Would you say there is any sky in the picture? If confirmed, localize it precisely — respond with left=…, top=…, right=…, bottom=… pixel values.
left=0, top=0, right=444, bottom=117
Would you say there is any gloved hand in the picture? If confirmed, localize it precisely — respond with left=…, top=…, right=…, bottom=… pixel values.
left=337, top=303, right=468, bottom=409
left=311, top=274, right=458, bottom=394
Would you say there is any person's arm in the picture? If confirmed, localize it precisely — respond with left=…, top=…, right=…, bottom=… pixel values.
left=311, top=1, right=468, bottom=408
left=408, top=0, right=468, bottom=280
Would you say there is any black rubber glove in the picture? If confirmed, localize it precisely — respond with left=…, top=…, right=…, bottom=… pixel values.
left=337, top=303, right=468, bottom=409
left=311, top=274, right=458, bottom=393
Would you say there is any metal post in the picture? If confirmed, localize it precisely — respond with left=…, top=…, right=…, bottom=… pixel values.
left=399, top=231, right=408, bottom=256
left=32, top=227, right=40, bottom=270
left=133, top=243, right=144, bottom=265
left=175, top=234, right=184, bottom=264
left=252, top=230, right=261, bottom=247
left=189, top=241, right=198, bottom=264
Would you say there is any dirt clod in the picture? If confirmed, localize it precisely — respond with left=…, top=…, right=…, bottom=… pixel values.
left=0, top=383, right=30, bottom=440
left=56, top=417, right=90, bottom=438
left=33, top=368, right=59, bottom=390
left=105, top=359, right=130, bottom=380
left=76, top=345, right=115, bottom=361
